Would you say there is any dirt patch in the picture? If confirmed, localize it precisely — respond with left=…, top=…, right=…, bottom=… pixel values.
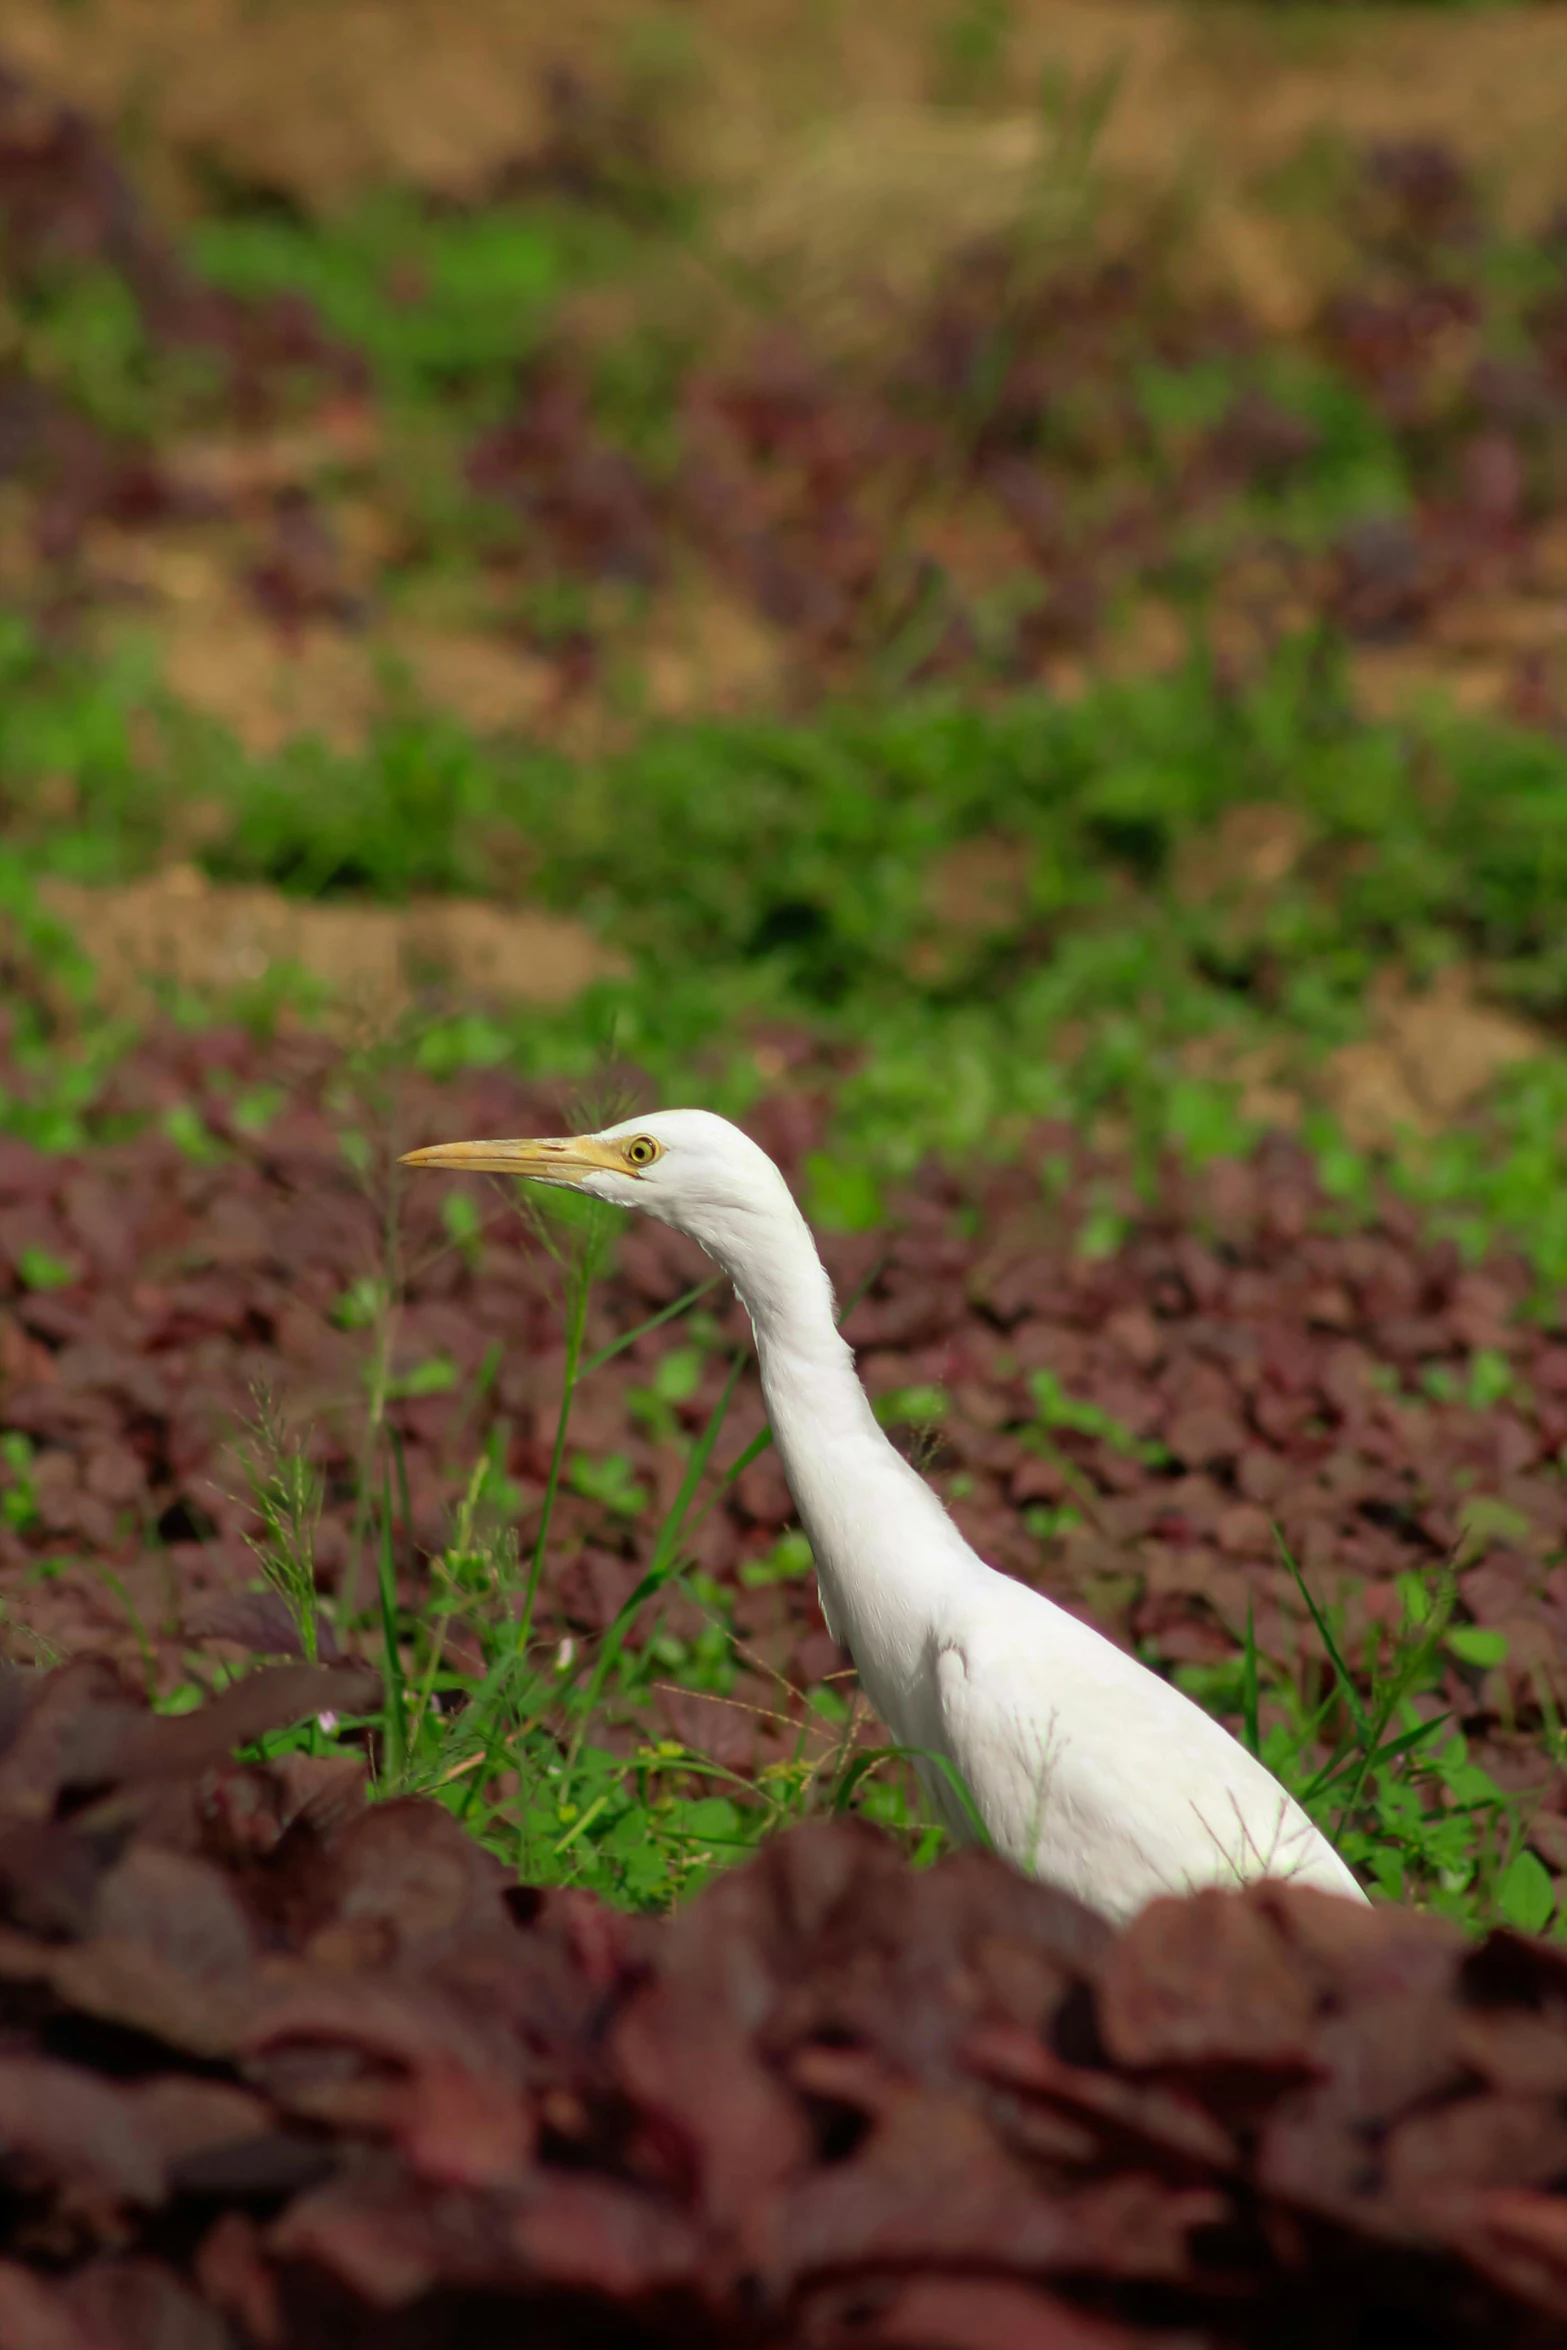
left=925, top=834, right=1034, bottom=932
left=1183, top=965, right=1546, bottom=1150
left=34, top=867, right=624, bottom=1021
left=11, top=0, right=1567, bottom=283
left=146, top=601, right=570, bottom=757
left=1327, top=966, right=1544, bottom=1149
left=718, top=39, right=1374, bottom=347
left=153, top=605, right=386, bottom=756
left=638, top=588, right=789, bottom=719
left=1175, top=803, right=1310, bottom=908
left=387, top=629, right=561, bottom=738
left=4, top=0, right=578, bottom=218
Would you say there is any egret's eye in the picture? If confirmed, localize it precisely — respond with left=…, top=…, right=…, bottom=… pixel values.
left=623, top=1135, right=661, bottom=1168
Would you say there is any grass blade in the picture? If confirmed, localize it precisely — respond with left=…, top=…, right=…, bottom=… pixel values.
left=389, top=1424, right=415, bottom=1572
left=552, top=1789, right=612, bottom=1857
left=1273, top=1526, right=1369, bottom=1744
left=649, top=1351, right=747, bottom=1577
left=579, top=1278, right=720, bottom=1376
left=1324, top=1564, right=1458, bottom=1839
left=910, top=1746, right=994, bottom=1849
left=517, top=1276, right=589, bottom=1656
left=1298, top=1737, right=1362, bottom=1807
left=566, top=1352, right=746, bottom=1771
left=1363, top=1710, right=1452, bottom=1774
left=1241, top=1591, right=1261, bottom=1761
left=377, top=1459, right=406, bottom=1781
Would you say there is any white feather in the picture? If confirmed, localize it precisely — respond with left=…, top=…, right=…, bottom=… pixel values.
left=433, top=1108, right=1368, bottom=1923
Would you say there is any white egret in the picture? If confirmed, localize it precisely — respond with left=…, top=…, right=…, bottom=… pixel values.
left=404, top=1110, right=1367, bottom=1921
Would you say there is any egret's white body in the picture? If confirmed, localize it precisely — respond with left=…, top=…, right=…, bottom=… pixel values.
left=406, top=1109, right=1367, bottom=1922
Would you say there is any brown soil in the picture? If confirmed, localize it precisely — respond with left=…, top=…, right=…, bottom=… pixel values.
left=10, top=0, right=1567, bottom=267
left=1326, top=966, right=1545, bottom=1149
left=34, top=867, right=624, bottom=1023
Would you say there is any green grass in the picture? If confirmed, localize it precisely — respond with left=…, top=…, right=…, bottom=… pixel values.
left=10, top=148, right=692, bottom=436
left=13, top=624, right=1567, bottom=1015
left=157, top=1174, right=1565, bottom=1934
left=5, top=618, right=1566, bottom=1271
left=209, top=1190, right=941, bottom=1909
left=1178, top=1553, right=1565, bottom=1936
left=189, top=200, right=607, bottom=408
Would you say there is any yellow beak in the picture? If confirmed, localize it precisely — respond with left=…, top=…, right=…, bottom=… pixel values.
left=400, top=1134, right=627, bottom=1184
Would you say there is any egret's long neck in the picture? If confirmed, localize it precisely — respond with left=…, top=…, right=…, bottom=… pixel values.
left=717, top=1198, right=875, bottom=1440
left=707, top=1199, right=975, bottom=1675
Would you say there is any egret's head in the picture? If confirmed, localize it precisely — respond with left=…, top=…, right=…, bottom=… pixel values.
left=402, top=1107, right=803, bottom=1254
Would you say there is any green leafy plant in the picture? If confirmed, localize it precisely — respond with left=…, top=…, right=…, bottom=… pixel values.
left=1180, top=1542, right=1556, bottom=1932
left=16, top=1245, right=76, bottom=1292
left=1029, top=1370, right=1168, bottom=1463
left=0, top=1434, right=40, bottom=1534
left=188, top=1115, right=976, bottom=1909
left=241, top=1387, right=325, bottom=1664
